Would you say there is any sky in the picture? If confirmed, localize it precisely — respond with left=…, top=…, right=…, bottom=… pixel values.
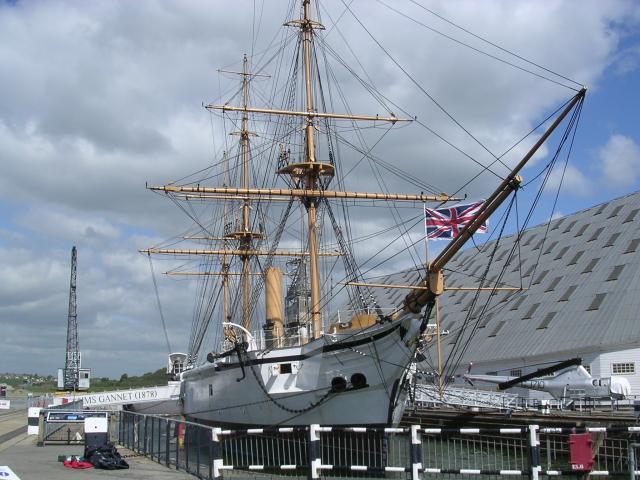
left=0, top=0, right=639, bottom=378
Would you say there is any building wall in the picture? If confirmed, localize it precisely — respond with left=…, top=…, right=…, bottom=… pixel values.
left=593, top=347, right=640, bottom=393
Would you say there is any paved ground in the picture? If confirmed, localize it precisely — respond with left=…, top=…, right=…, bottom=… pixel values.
left=0, top=435, right=195, bottom=479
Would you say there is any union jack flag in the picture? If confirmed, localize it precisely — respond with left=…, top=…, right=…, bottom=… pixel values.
left=425, top=201, right=487, bottom=240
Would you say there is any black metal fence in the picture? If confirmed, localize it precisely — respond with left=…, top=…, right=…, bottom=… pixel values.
left=118, top=411, right=640, bottom=479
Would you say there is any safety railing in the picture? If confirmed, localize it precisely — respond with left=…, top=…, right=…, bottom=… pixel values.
left=118, top=411, right=640, bottom=479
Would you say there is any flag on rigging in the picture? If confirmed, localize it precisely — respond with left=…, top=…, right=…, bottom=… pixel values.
left=424, top=201, right=487, bottom=240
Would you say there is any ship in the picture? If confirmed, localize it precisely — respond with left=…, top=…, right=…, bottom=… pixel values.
left=142, top=0, right=586, bottom=426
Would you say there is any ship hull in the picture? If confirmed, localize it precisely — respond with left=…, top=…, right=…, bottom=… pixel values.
left=181, top=313, right=421, bottom=426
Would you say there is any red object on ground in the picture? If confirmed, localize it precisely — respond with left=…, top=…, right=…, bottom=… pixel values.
left=63, top=459, right=94, bottom=469
left=568, top=433, right=593, bottom=472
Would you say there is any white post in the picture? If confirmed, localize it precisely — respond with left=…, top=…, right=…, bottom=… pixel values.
left=212, top=427, right=223, bottom=479
left=529, top=424, right=540, bottom=480
left=309, top=424, right=321, bottom=479
left=410, top=425, right=422, bottom=480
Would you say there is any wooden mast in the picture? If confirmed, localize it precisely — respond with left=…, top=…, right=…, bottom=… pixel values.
left=301, top=0, right=323, bottom=339
left=222, top=150, right=231, bottom=326
left=239, top=54, right=252, bottom=330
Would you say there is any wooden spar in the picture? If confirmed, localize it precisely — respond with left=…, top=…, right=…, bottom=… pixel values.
left=340, top=281, right=524, bottom=291
left=205, top=105, right=411, bottom=124
left=148, top=185, right=461, bottom=203
left=403, top=87, right=586, bottom=314
left=165, top=271, right=262, bottom=276
left=141, top=248, right=342, bottom=257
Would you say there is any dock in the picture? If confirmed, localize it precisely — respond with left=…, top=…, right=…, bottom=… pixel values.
left=0, top=407, right=192, bottom=480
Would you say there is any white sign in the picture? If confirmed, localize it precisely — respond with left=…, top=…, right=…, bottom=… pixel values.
left=81, top=384, right=179, bottom=407
left=0, top=400, right=10, bottom=410
left=0, top=466, right=21, bottom=479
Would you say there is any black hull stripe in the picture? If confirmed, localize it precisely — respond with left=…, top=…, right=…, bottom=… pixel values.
left=196, top=323, right=402, bottom=373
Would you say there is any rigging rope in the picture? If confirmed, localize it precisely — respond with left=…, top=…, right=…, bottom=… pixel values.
left=147, top=254, right=173, bottom=354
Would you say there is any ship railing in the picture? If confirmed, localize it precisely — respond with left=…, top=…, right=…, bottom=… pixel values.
left=413, top=384, right=521, bottom=411
left=116, top=410, right=640, bottom=478
left=239, top=307, right=399, bottom=352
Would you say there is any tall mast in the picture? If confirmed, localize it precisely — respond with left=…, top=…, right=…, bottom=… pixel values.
left=239, top=55, right=252, bottom=329
left=301, top=0, right=322, bottom=339
left=221, top=151, right=230, bottom=326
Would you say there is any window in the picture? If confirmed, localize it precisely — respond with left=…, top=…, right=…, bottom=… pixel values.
left=488, top=321, right=505, bottom=337
left=496, top=249, right=509, bottom=261
left=209, top=384, right=213, bottom=396
left=533, top=270, right=549, bottom=285
left=587, top=293, right=606, bottom=311
left=455, top=291, right=469, bottom=305
left=510, top=369, right=522, bottom=377
left=523, top=234, right=537, bottom=247
left=593, top=204, right=607, bottom=215
left=623, top=209, right=639, bottom=224
left=574, top=224, right=589, bottom=237
left=522, top=303, right=540, bottom=319
left=545, top=276, right=562, bottom=292
left=582, top=257, right=600, bottom=274
left=563, top=220, right=577, bottom=233
left=543, top=241, right=558, bottom=255
left=551, top=218, right=565, bottom=230
left=611, top=363, right=635, bottom=375
left=607, top=265, right=625, bottom=282
left=554, top=246, right=570, bottom=260
left=462, top=299, right=474, bottom=312
left=604, top=232, right=621, bottom=247
left=510, top=295, right=527, bottom=311
left=567, top=251, right=584, bottom=265
left=608, top=205, right=624, bottom=218
left=522, top=264, right=535, bottom=277
left=532, top=238, right=545, bottom=250
left=588, top=227, right=604, bottom=242
left=280, top=363, right=293, bottom=374
left=559, top=285, right=577, bottom=302
left=624, top=239, right=640, bottom=254
left=584, top=365, right=591, bottom=374
left=537, top=312, right=556, bottom=329
left=478, top=312, right=494, bottom=328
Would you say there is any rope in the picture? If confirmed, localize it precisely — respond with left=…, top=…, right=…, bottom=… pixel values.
left=147, top=254, right=172, bottom=354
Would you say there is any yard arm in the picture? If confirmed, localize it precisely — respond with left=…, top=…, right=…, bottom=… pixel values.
left=403, top=88, right=587, bottom=315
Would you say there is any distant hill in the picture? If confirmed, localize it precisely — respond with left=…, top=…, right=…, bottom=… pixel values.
left=2, top=368, right=168, bottom=394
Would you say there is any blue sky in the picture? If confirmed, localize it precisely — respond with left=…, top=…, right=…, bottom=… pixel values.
left=0, top=0, right=639, bottom=377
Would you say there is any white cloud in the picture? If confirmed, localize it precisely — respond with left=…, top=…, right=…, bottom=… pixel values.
left=598, top=134, right=640, bottom=187
left=0, top=0, right=639, bottom=376
left=546, top=163, right=592, bottom=196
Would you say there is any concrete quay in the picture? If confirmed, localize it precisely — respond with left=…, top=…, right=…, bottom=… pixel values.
left=0, top=434, right=194, bottom=479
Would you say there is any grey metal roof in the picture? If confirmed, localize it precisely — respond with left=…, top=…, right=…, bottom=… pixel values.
left=371, top=191, right=640, bottom=365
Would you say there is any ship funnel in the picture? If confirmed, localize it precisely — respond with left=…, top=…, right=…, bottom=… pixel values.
left=265, top=267, right=283, bottom=343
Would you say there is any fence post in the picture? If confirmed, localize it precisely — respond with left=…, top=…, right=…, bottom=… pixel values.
left=166, top=420, right=171, bottom=467
left=309, top=424, right=321, bottom=479
left=36, top=410, right=45, bottom=447
left=212, top=427, right=223, bottom=480
left=529, top=424, right=540, bottom=480
left=410, top=425, right=422, bottom=480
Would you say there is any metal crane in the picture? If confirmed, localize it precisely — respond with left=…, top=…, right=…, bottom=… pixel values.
left=62, top=246, right=80, bottom=391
